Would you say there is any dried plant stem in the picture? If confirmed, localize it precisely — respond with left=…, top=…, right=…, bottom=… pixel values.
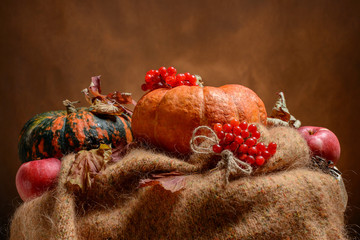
left=63, top=100, right=79, bottom=114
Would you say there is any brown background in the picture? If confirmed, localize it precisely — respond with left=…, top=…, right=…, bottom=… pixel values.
left=1, top=0, right=360, bottom=238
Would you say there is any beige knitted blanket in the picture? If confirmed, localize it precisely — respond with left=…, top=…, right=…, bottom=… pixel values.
left=10, top=126, right=348, bottom=240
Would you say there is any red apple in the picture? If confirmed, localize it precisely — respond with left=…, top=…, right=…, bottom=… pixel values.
left=298, top=126, right=341, bottom=164
left=15, top=158, right=61, bottom=201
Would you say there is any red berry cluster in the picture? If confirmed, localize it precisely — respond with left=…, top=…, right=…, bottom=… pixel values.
left=212, top=119, right=277, bottom=166
left=141, top=66, right=199, bottom=91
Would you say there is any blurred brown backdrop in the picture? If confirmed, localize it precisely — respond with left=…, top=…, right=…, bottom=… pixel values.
left=1, top=0, right=360, bottom=238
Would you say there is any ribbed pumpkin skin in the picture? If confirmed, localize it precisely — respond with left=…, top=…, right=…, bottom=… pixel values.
left=18, top=107, right=132, bottom=163
left=132, top=84, right=267, bottom=154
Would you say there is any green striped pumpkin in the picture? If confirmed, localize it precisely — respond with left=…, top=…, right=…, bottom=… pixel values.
left=18, top=103, right=132, bottom=163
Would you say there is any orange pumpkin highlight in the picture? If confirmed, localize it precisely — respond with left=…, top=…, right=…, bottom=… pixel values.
left=132, top=84, right=267, bottom=154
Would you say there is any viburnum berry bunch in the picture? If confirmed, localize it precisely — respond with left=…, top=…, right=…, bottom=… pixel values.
left=141, top=66, right=200, bottom=91
left=212, top=119, right=277, bottom=167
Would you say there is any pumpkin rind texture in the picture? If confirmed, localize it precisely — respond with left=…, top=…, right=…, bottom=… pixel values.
left=18, top=107, right=132, bottom=163
left=132, top=84, right=267, bottom=154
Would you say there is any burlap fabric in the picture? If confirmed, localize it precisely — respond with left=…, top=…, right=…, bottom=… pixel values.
left=10, top=126, right=348, bottom=240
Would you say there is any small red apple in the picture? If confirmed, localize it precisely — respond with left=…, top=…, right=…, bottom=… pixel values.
left=298, top=126, right=341, bottom=164
left=15, top=158, right=61, bottom=201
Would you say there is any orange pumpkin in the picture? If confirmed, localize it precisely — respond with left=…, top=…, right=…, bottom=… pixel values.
left=132, top=84, right=267, bottom=154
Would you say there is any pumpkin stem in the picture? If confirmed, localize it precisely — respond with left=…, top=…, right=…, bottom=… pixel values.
left=63, top=99, right=79, bottom=114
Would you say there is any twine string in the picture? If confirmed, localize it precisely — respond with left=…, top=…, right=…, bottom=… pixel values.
left=190, top=126, right=219, bottom=154
left=190, top=126, right=252, bottom=185
left=218, top=150, right=252, bottom=185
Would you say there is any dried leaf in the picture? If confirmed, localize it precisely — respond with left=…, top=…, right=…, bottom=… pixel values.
left=106, top=92, right=137, bottom=116
left=106, top=91, right=137, bottom=105
left=66, top=144, right=112, bottom=193
left=89, top=99, right=122, bottom=115
left=110, top=141, right=134, bottom=163
left=270, top=92, right=291, bottom=122
left=151, top=171, right=184, bottom=178
left=82, top=76, right=136, bottom=116
left=268, top=92, right=301, bottom=128
left=139, top=172, right=187, bottom=193
left=81, top=88, right=93, bottom=105
left=89, top=75, right=102, bottom=96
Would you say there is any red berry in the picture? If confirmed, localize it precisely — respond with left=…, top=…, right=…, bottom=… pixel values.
left=213, top=123, right=222, bottom=133
left=165, top=76, right=176, bottom=86
left=224, top=145, right=231, bottom=151
left=246, top=155, right=255, bottom=165
left=147, top=70, right=156, bottom=75
left=183, top=80, right=191, bottom=86
left=230, top=142, right=239, bottom=152
left=245, top=137, right=256, bottom=147
left=145, top=74, right=154, bottom=83
left=146, top=82, right=153, bottom=89
left=240, top=121, right=248, bottom=130
left=217, top=130, right=225, bottom=139
left=248, top=124, right=257, bottom=133
left=223, top=123, right=233, bottom=133
left=167, top=67, right=177, bottom=75
left=189, top=75, right=197, bottom=85
left=153, top=82, right=165, bottom=89
left=162, top=72, right=169, bottom=79
left=241, top=129, right=250, bottom=139
left=159, top=66, right=167, bottom=76
left=152, top=75, right=161, bottom=84
left=268, top=142, right=277, bottom=150
left=225, top=133, right=234, bottom=143
left=184, top=72, right=191, bottom=79
left=268, top=149, right=276, bottom=156
left=234, top=135, right=244, bottom=144
left=212, top=144, right=223, bottom=153
left=256, top=142, right=266, bottom=152
left=176, top=73, right=186, bottom=82
left=219, top=138, right=226, bottom=146
left=141, top=83, right=148, bottom=91
left=255, top=156, right=265, bottom=166
left=252, top=130, right=261, bottom=139
left=233, top=126, right=242, bottom=136
left=239, top=144, right=249, bottom=153
left=237, top=153, right=248, bottom=161
left=230, top=119, right=240, bottom=127
left=248, top=146, right=258, bottom=156
left=262, top=150, right=271, bottom=160
left=268, top=142, right=277, bottom=155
